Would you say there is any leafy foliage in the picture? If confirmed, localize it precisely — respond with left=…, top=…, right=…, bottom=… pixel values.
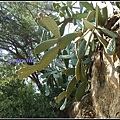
left=0, top=79, right=62, bottom=118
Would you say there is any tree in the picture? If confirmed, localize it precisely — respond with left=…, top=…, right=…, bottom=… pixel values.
left=16, top=1, right=120, bottom=118
left=0, top=1, right=58, bottom=93
left=0, top=78, right=63, bottom=118
left=1, top=1, right=120, bottom=118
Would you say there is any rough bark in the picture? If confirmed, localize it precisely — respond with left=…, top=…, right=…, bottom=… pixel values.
left=91, top=50, right=120, bottom=118
left=64, top=11, right=120, bottom=119
left=91, top=11, right=120, bottom=118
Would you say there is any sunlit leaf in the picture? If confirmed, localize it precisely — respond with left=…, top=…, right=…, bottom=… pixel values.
left=16, top=65, right=39, bottom=79
left=34, top=38, right=58, bottom=54
left=58, top=32, right=82, bottom=50
left=41, top=16, right=61, bottom=38
left=55, top=91, right=66, bottom=103
left=37, top=46, right=59, bottom=71
left=83, top=19, right=95, bottom=30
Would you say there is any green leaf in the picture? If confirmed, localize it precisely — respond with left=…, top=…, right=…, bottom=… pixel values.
left=88, top=42, right=95, bottom=58
left=78, top=40, right=87, bottom=58
left=96, top=3, right=99, bottom=27
left=98, top=5, right=105, bottom=26
left=76, top=29, right=90, bottom=43
left=58, top=32, right=82, bottom=50
left=55, top=91, right=66, bottom=103
left=75, top=81, right=87, bottom=101
left=34, top=38, right=58, bottom=54
left=16, top=65, right=39, bottom=79
left=60, top=23, right=66, bottom=36
left=73, top=13, right=88, bottom=20
left=99, top=27, right=118, bottom=38
left=83, top=19, right=95, bottom=30
left=37, top=46, right=59, bottom=71
left=66, top=76, right=77, bottom=98
left=80, top=2, right=94, bottom=10
left=37, top=19, right=46, bottom=28
left=41, top=16, right=61, bottom=39
left=91, top=40, right=95, bottom=51
left=102, top=6, right=108, bottom=19
left=83, top=58, right=92, bottom=64
left=71, top=58, right=77, bottom=66
left=66, top=68, right=75, bottom=76
left=60, top=98, right=67, bottom=111
left=87, top=10, right=95, bottom=22
left=105, top=38, right=116, bottom=55
left=75, top=59, right=81, bottom=81
left=54, top=72, right=62, bottom=79
left=95, top=29, right=108, bottom=47
left=19, top=70, right=34, bottom=79
left=53, top=72, right=63, bottom=86
left=81, top=62, right=85, bottom=78
left=97, top=35, right=108, bottom=47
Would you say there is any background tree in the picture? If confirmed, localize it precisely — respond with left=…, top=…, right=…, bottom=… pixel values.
left=0, top=77, right=62, bottom=118
left=0, top=1, right=59, bottom=93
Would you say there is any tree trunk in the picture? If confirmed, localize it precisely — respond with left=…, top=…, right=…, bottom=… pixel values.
left=91, top=12, right=120, bottom=118
left=65, top=12, right=120, bottom=118
left=91, top=49, right=120, bottom=118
